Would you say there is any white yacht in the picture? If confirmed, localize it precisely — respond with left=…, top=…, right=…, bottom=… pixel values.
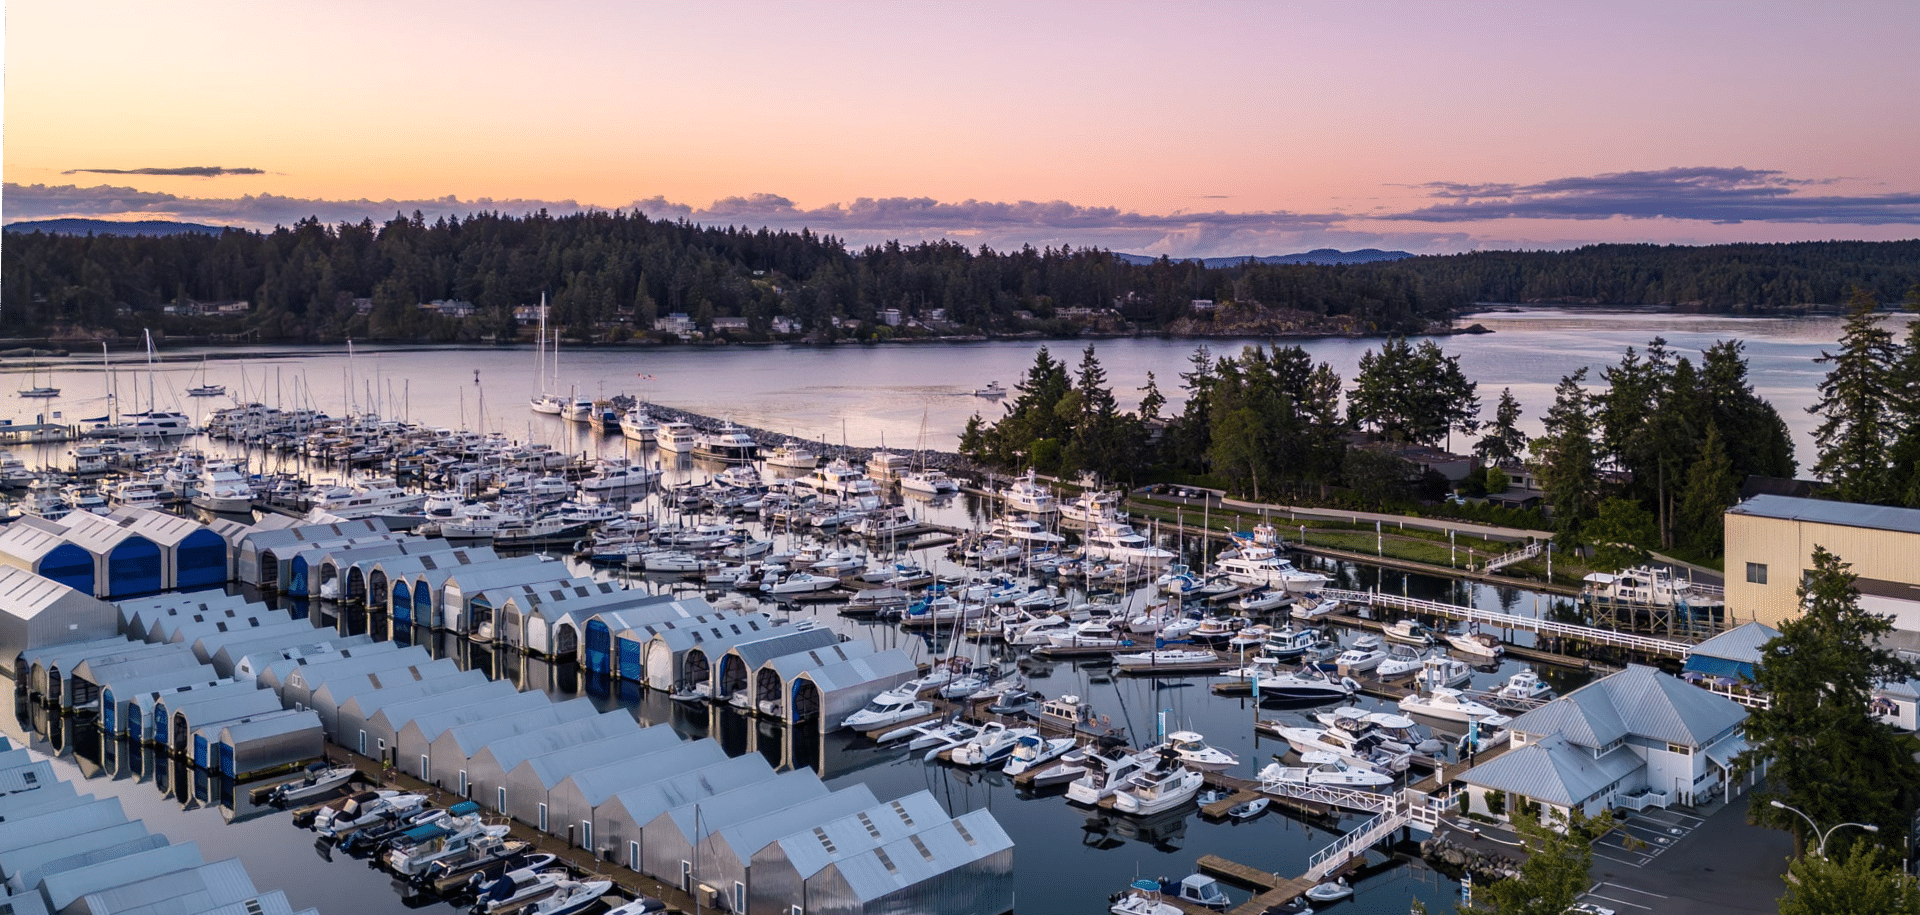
left=87, top=410, right=195, bottom=439
left=693, top=421, right=759, bottom=463
left=1066, top=743, right=1158, bottom=805
left=62, top=484, right=110, bottom=515
left=840, top=693, right=934, bottom=730
left=1111, top=756, right=1205, bottom=815
left=763, top=444, right=819, bottom=471
left=1000, top=469, right=1057, bottom=514
left=973, top=381, right=1007, bottom=398
left=559, top=396, right=596, bottom=424
left=654, top=421, right=697, bottom=453
left=617, top=407, right=657, bottom=443
left=899, top=467, right=959, bottom=494
left=1060, top=489, right=1124, bottom=525
left=580, top=460, right=658, bottom=494
left=0, top=452, right=36, bottom=488
left=1212, top=545, right=1330, bottom=594
left=1447, top=630, right=1504, bottom=658
left=1165, top=731, right=1240, bottom=771
left=1582, top=565, right=1726, bottom=613
left=191, top=460, right=255, bottom=513
left=108, top=475, right=170, bottom=510
left=1496, top=669, right=1553, bottom=701
left=865, top=450, right=912, bottom=482
left=1398, top=686, right=1499, bottom=722
left=991, top=515, right=1066, bottom=544
left=1259, top=751, right=1396, bottom=789
left=800, top=459, right=878, bottom=498
left=306, top=477, right=427, bottom=522
left=1082, top=518, right=1175, bottom=568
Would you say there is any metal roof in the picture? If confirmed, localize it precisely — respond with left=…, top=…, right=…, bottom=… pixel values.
left=0, top=779, right=77, bottom=818
left=52, top=510, right=158, bottom=554
left=0, top=522, right=71, bottom=563
left=72, top=645, right=203, bottom=685
left=42, top=841, right=207, bottom=911
left=1687, top=620, right=1781, bottom=664
left=332, top=668, right=489, bottom=717
left=464, top=711, right=635, bottom=772
left=496, top=585, right=665, bottom=619
left=1461, top=735, right=1644, bottom=806
left=659, top=770, right=828, bottom=842
left=100, top=507, right=207, bottom=548
left=1729, top=493, right=1920, bottom=535
left=163, top=690, right=284, bottom=735
left=0, top=759, right=55, bottom=796
left=215, top=709, right=323, bottom=744
left=438, top=699, right=598, bottom=758
left=1512, top=664, right=1746, bottom=749
left=277, top=646, right=432, bottom=695
left=367, top=547, right=503, bottom=583
left=829, top=807, right=1014, bottom=902
left=646, top=616, right=778, bottom=654
left=558, top=741, right=726, bottom=807
left=0, top=820, right=151, bottom=884
left=520, top=725, right=682, bottom=789
left=392, top=690, right=552, bottom=743
left=712, top=785, right=878, bottom=862
left=254, top=642, right=401, bottom=692
left=437, top=559, right=579, bottom=599
left=13, top=834, right=171, bottom=895
left=0, top=565, right=96, bottom=620
left=793, top=649, right=919, bottom=695
left=238, top=519, right=389, bottom=552
left=772, top=791, right=950, bottom=878
left=173, top=889, right=300, bottom=915
left=601, top=755, right=776, bottom=830
left=363, top=680, right=520, bottom=730
left=724, top=628, right=846, bottom=672
left=759, top=642, right=876, bottom=684
left=72, top=858, right=255, bottom=915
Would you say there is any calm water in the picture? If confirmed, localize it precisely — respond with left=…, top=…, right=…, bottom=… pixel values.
left=6, top=307, right=1912, bottom=464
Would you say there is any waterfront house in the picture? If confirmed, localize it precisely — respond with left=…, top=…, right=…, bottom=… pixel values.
left=1457, top=664, right=1752, bottom=823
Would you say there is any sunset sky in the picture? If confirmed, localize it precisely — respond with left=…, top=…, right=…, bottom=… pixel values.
left=6, top=0, right=1918, bottom=256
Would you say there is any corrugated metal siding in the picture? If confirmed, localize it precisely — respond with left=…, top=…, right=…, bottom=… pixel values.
left=592, top=755, right=777, bottom=862
left=41, top=841, right=206, bottom=910
left=549, top=742, right=726, bottom=836
left=0, top=820, right=152, bottom=884
left=462, top=712, right=634, bottom=808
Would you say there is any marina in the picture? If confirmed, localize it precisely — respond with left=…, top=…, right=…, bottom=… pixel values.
left=0, top=320, right=1835, bottom=915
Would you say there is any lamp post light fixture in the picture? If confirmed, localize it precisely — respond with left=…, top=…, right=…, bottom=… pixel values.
left=1771, top=799, right=1880, bottom=856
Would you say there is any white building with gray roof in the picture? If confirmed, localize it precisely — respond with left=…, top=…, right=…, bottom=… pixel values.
left=1459, top=664, right=1753, bottom=823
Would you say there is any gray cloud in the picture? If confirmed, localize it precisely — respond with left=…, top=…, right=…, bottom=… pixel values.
left=61, top=166, right=266, bottom=177
left=1391, top=166, right=1920, bottom=225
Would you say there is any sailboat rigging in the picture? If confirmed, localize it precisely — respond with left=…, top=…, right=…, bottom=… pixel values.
left=186, top=354, right=226, bottom=397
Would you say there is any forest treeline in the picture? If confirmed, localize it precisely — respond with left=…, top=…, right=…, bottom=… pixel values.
left=3, top=208, right=1917, bottom=342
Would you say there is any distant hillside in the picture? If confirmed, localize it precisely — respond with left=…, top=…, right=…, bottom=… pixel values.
left=1115, top=248, right=1415, bottom=267
left=4, top=218, right=232, bottom=237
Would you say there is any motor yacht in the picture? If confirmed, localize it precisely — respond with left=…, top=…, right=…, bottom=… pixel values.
left=1495, top=669, right=1553, bottom=701
left=618, top=407, right=657, bottom=442
left=1417, top=655, right=1474, bottom=690
left=1082, top=518, right=1176, bottom=567
left=899, top=467, right=960, bottom=494
left=1267, top=718, right=1412, bottom=773
left=1384, top=619, right=1435, bottom=647
left=1249, top=666, right=1358, bottom=702
left=654, top=421, right=697, bottom=453
left=1165, top=731, right=1239, bottom=771
left=1211, top=545, right=1331, bottom=594
left=1059, top=488, right=1124, bottom=525
left=693, top=421, right=760, bottom=463
left=190, top=459, right=254, bottom=512
left=991, top=515, right=1066, bottom=544
left=1374, top=644, right=1427, bottom=679
left=948, top=722, right=1037, bottom=767
left=800, top=458, right=879, bottom=498
left=1259, top=751, right=1396, bottom=789
left=1447, top=629, right=1505, bottom=658
left=1000, top=468, right=1057, bottom=514
left=1110, top=750, right=1205, bottom=816
left=581, top=460, right=658, bottom=494
left=1398, top=686, right=1499, bottom=722
left=1333, top=644, right=1387, bottom=674
left=1003, top=734, right=1077, bottom=776
left=1262, top=627, right=1323, bottom=659
left=1112, top=649, right=1224, bottom=671
left=1236, top=588, right=1293, bottom=612
left=1066, top=741, right=1159, bottom=805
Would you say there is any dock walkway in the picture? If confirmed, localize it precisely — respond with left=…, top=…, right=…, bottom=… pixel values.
left=1323, top=588, right=1694, bottom=658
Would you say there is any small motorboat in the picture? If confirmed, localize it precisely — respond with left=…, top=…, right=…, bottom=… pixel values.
left=1447, top=630, right=1504, bottom=658
left=949, top=722, right=1036, bottom=767
left=522, top=878, right=613, bottom=915
left=1227, top=796, right=1270, bottom=819
left=841, top=692, right=934, bottom=731
left=1304, top=878, right=1352, bottom=902
left=600, top=897, right=668, bottom=915
left=1383, top=620, right=1434, bottom=647
left=1496, top=669, right=1554, bottom=701
left=312, top=790, right=429, bottom=838
left=266, top=762, right=359, bottom=807
left=1110, top=886, right=1181, bottom=915
left=1398, top=686, right=1499, bottom=723
left=668, top=681, right=712, bottom=705
left=473, top=866, right=571, bottom=914
left=1166, top=730, right=1240, bottom=772
left=1003, top=734, right=1077, bottom=776
left=1259, top=752, right=1395, bottom=789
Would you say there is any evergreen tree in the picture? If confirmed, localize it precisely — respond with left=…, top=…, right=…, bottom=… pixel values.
left=1585, top=497, right=1656, bottom=573
left=1740, top=546, right=1920, bottom=857
left=1068, top=344, right=1121, bottom=479
left=1887, top=285, right=1920, bottom=507
left=1475, top=387, right=1529, bottom=467
left=1779, top=846, right=1920, bottom=915
left=1466, top=810, right=1612, bottom=915
left=1674, top=423, right=1736, bottom=556
left=1530, top=369, right=1602, bottom=546
left=1348, top=339, right=1478, bottom=447
left=1811, top=288, right=1902, bottom=504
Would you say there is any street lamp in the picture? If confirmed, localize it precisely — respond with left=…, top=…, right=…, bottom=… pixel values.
left=1771, top=799, right=1880, bottom=856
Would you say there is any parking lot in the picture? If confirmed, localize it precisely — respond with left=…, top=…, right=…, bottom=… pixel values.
left=1579, top=794, right=1792, bottom=915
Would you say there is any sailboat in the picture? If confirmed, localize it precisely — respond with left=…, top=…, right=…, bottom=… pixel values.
left=186, top=354, right=226, bottom=397
left=529, top=294, right=566, bottom=415
left=18, top=363, right=58, bottom=398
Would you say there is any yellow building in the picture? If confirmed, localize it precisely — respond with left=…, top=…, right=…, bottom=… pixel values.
left=1724, top=495, right=1920, bottom=639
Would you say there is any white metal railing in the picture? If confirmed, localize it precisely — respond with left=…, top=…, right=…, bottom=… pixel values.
left=1258, top=776, right=1394, bottom=814
left=1480, top=541, right=1542, bottom=573
left=1306, top=797, right=1410, bottom=880
left=1322, top=589, right=1694, bottom=658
